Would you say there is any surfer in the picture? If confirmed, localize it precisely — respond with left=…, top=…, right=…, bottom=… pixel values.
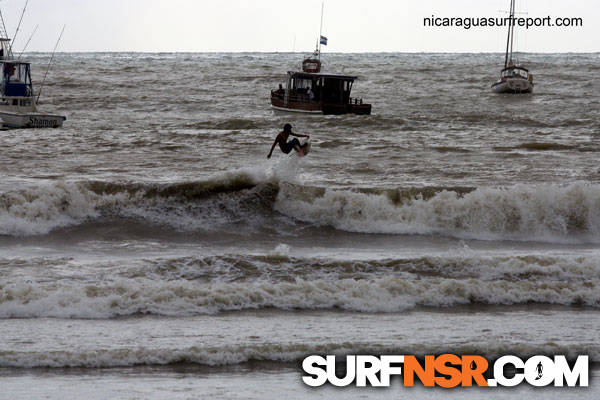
left=535, top=361, right=543, bottom=380
left=267, top=123, right=310, bottom=158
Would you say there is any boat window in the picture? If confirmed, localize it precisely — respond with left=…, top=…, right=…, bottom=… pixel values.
left=4, top=64, right=14, bottom=77
left=296, top=78, right=311, bottom=89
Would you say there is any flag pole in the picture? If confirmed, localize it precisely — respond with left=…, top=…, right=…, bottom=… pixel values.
left=318, top=1, right=324, bottom=60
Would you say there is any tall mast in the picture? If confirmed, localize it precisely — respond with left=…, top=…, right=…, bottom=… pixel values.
left=509, top=0, right=516, bottom=64
left=504, top=0, right=514, bottom=68
left=318, top=1, right=324, bottom=60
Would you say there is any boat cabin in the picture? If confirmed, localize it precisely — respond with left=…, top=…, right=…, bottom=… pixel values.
left=2, top=61, right=33, bottom=97
left=0, top=37, right=35, bottom=108
left=501, top=66, right=530, bottom=80
left=271, top=71, right=371, bottom=115
left=288, top=72, right=355, bottom=104
left=0, top=60, right=36, bottom=112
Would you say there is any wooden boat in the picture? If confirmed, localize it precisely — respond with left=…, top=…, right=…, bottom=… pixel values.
left=270, top=66, right=372, bottom=115
left=270, top=3, right=371, bottom=115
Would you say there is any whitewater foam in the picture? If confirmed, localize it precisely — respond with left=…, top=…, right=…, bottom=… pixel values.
left=276, top=182, right=600, bottom=243
left=1, top=253, right=598, bottom=319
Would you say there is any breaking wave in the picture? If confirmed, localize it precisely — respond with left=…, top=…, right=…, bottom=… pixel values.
left=276, top=181, right=600, bottom=243
left=0, top=169, right=275, bottom=236
left=1, top=171, right=600, bottom=243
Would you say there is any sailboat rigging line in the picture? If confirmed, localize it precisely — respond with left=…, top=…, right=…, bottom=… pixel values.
left=37, top=25, right=65, bottom=103
left=17, top=24, right=38, bottom=61
left=11, top=0, right=29, bottom=51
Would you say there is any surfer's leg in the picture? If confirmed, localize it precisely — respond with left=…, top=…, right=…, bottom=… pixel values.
left=290, top=138, right=301, bottom=152
left=282, top=139, right=299, bottom=154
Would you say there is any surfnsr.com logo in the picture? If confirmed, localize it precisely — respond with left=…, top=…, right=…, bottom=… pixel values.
left=302, top=355, right=589, bottom=388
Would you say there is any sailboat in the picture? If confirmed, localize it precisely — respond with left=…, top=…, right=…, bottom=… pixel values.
left=0, top=7, right=66, bottom=128
left=492, top=0, right=534, bottom=94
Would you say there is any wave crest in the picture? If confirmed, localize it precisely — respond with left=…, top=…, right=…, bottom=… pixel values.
left=276, top=182, right=600, bottom=243
left=2, top=174, right=600, bottom=243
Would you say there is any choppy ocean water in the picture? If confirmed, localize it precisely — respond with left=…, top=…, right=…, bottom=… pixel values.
left=1, top=52, right=600, bottom=398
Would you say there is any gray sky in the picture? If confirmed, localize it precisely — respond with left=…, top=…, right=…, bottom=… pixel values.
left=1, top=0, right=597, bottom=52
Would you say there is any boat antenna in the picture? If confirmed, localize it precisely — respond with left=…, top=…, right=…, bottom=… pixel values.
left=318, top=1, right=324, bottom=60
left=37, top=24, right=65, bottom=103
left=11, top=0, right=29, bottom=50
left=17, top=23, right=38, bottom=60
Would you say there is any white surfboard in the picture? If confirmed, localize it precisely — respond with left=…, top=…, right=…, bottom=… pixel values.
left=298, top=140, right=311, bottom=157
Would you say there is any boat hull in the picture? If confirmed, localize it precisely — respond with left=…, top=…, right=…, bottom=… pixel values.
left=0, top=111, right=66, bottom=128
left=271, top=95, right=371, bottom=115
left=271, top=95, right=322, bottom=114
left=492, top=78, right=534, bottom=94
left=271, top=105, right=322, bottom=114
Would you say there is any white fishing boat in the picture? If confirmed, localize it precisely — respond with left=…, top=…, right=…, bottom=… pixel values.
left=492, top=0, right=534, bottom=94
left=0, top=9, right=66, bottom=128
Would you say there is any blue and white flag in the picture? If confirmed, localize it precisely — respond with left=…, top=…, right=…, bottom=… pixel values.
left=320, top=35, right=328, bottom=45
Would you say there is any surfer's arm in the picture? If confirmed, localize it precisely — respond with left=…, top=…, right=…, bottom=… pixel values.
left=267, top=138, right=278, bottom=159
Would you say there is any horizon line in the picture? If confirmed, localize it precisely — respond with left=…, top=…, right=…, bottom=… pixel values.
left=18, top=50, right=600, bottom=54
